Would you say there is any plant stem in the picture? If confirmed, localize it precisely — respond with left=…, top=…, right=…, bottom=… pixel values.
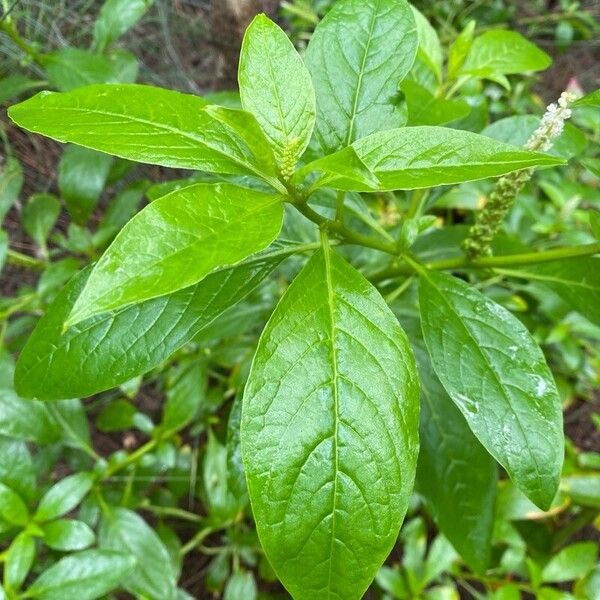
left=335, top=190, right=346, bottom=222
left=103, top=438, right=159, bottom=479
left=0, top=19, right=41, bottom=62
left=370, top=242, right=600, bottom=282
left=6, top=249, right=47, bottom=270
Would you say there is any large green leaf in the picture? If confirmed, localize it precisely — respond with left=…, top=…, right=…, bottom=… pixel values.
left=305, top=0, right=417, bottom=154
left=499, top=257, right=600, bottom=326
left=99, top=507, right=177, bottom=600
left=93, top=0, right=155, bottom=52
left=65, top=183, right=283, bottom=326
left=317, top=126, right=563, bottom=191
left=418, top=270, right=563, bottom=509
left=242, top=246, right=420, bottom=599
left=25, top=550, right=136, bottom=600
left=459, top=31, right=551, bottom=77
left=239, top=15, right=315, bottom=168
left=15, top=247, right=284, bottom=400
left=8, top=84, right=280, bottom=183
left=410, top=325, right=497, bottom=574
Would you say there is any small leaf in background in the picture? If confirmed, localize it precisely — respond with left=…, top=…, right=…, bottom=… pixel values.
left=34, top=472, right=94, bottom=522
left=242, top=247, right=420, bottom=599
left=411, top=5, right=443, bottom=83
left=223, top=570, right=257, bottom=600
left=0, top=438, right=35, bottom=502
left=447, top=20, right=476, bottom=81
left=96, top=398, right=137, bottom=433
left=0, top=155, right=23, bottom=224
left=93, top=0, right=155, bottom=52
left=4, top=532, right=35, bottom=590
left=24, top=549, right=136, bottom=600
left=21, top=193, right=61, bottom=253
left=541, top=542, right=598, bottom=582
left=561, top=475, right=600, bottom=508
left=58, top=146, right=113, bottom=225
left=239, top=15, right=315, bottom=168
left=0, top=482, right=29, bottom=526
left=590, top=213, right=600, bottom=239
left=418, top=270, right=563, bottom=509
left=99, top=507, right=178, bottom=599
left=0, top=74, right=45, bottom=104
left=581, top=157, right=600, bottom=179
left=459, top=30, right=551, bottom=77
left=305, top=0, right=418, bottom=153
left=400, top=80, right=470, bottom=126
left=0, top=229, right=7, bottom=272
left=375, top=566, right=409, bottom=599
left=203, top=431, right=238, bottom=522
left=226, top=394, right=248, bottom=508
left=42, top=48, right=138, bottom=91
left=162, top=361, right=206, bottom=434
left=573, top=89, right=600, bottom=108
left=42, top=519, right=95, bottom=551
left=65, top=183, right=283, bottom=326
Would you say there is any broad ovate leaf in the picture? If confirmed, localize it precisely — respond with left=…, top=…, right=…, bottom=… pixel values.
left=65, top=183, right=283, bottom=326
left=418, top=270, right=563, bottom=509
left=319, top=126, right=564, bottom=192
left=15, top=248, right=285, bottom=400
left=239, top=15, right=315, bottom=167
left=8, top=84, right=280, bottom=184
left=305, top=0, right=417, bottom=154
left=459, top=30, right=551, bottom=77
left=242, top=246, right=420, bottom=599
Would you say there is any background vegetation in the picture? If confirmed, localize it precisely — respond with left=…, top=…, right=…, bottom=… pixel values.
left=0, top=1, right=599, bottom=598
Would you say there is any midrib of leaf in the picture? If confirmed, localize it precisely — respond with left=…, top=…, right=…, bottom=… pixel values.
left=264, top=37, right=289, bottom=153
left=345, top=1, right=379, bottom=146
left=323, top=243, right=341, bottom=598
left=421, top=272, right=544, bottom=488
left=36, top=105, right=268, bottom=181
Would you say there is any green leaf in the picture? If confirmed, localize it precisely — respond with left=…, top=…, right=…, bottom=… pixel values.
left=0, top=438, right=35, bottom=502
left=0, top=230, right=7, bottom=272
left=42, top=519, right=95, bottom=551
left=96, top=399, right=136, bottom=432
left=22, top=193, right=61, bottom=249
left=482, top=115, right=587, bottom=159
left=459, top=31, right=551, bottom=77
left=411, top=5, right=442, bottom=82
left=582, top=158, right=600, bottom=179
left=375, top=566, right=408, bottom=598
left=502, top=258, right=600, bottom=326
left=34, top=472, right=94, bottom=522
left=305, top=0, right=417, bottom=153
left=335, top=126, right=563, bottom=192
left=93, top=0, right=155, bottom=52
left=0, top=389, right=61, bottom=443
left=0, top=74, right=45, bottom=104
left=242, top=246, right=420, bottom=599
left=418, top=270, right=563, bottom=509
left=400, top=80, right=470, bottom=126
left=295, top=145, right=380, bottom=191
left=42, top=48, right=138, bottom=91
left=561, top=475, right=600, bottom=508
left=573, top=89, right=600, bottom=108
left=5, top=532, right=35, bottom=590
left=411, top=325, right=496, bottom=574
left=227, top=394, right=248, bottom=507
left=8, top=84, right=280, bottom=183
left=239, top=15, right=315, bottom=168
left=204, top=431, right=238, bottom=522
left=65, top=183, right=283, bottom=326
left=162, top=361, right=206, bottom=433
left=15, top=247, right=284, bottom=400
left=59, top=146, right=113, bottom=224
left=25, top=549, right=136, bottom=600
left=541, top=542, right=598, bottom=583
left=0, top=482, right=29, bottom=526
left=447, top=21, right=476, bottom=81
left=99, top=507, right=177, bottom=600
left=224, top=571, right=257, bottom=600
left=0, top=156, right=23, bottom=224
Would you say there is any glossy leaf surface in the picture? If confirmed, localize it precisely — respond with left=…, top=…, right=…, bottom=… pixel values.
left=337, top=127, right=563, bottom=191
left=16, top=247, right=284, bottom=400
left=239, top=15, right=315, bottom=166
left=65, top=183, right=283, bottom=326
left=8, top=84, right=278, bottom=180
left=305, top=0, right=417, bottom=153
left=242, top=247, right=420, bottom=600
left=418, top=270, right=563, bottom=509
